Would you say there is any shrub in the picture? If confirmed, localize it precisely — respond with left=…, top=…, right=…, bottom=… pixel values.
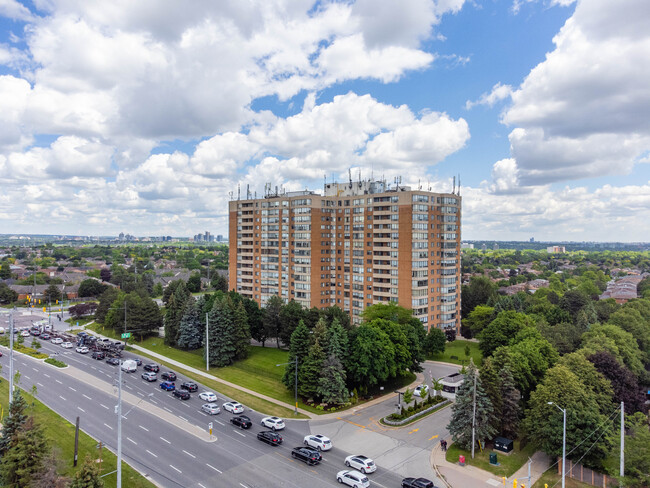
left=45, top=358, right=67, bottom=368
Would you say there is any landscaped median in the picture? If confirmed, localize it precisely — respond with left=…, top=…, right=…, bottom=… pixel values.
left=381, top=395, right=450, bottom=426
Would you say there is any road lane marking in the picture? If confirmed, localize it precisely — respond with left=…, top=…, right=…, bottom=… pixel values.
left=100, top=404, right=109, bottom=410
left=69, top=386, right=76, bottom=391
left=429, top=434, right=439, bottom=440
left=163, top=407, right=173, bottom=413
left=103, top=423, right=113, bottom=430
left=336, top=417, right=366, bottom=429
left=234, top=430, right=245, bottom=437
left=206, top=464, right=221, bottom=473
left=125, top=385, right=133, bottom=390
left=33, top=368, right=39, bottom=372
left=139, top=425, right=149, bottom=432
left=43, top=374, right=50, bottom=378
left=408, top=428, right=419, bottom=434
left=83, top=394, right=92, bottom=400
left=146, top=449, right=157, bottom=458
left=137, top=392, right=144, bottom=397
left=78, top=407, right=85, bottom=413
left=179, top=416, right=188, bottom=422
left=127, top=437, right=137, bottom=445
left=24, top=375, right=30, bottom=380
left=182, top=450, right=196, bottom=458
left=91, top=366, right=97, bottom=370
left=55, top=379, right=63, bottom=384
left=198, top=484, right=207, bottom=488
left=160, top=437, right=171, bottom=444
left=240, top=483, right=251, bottom=488
left=150, top=399, right=158, bottom=405
left=59, top=395, right=66, bottom=401
left=214, top=420, right=224, bottom=426
left=37, top=383, right=44, bottom=387
left=170, top=465, right=181, bottom=474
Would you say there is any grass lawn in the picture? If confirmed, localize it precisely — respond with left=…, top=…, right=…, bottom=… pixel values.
left=0, top=382, right=155, bottom=488
left=532, top=469, right=594, bottom=488
left=429, top=339, right=482, bottom=366
left=66, top=316, right=95, bottom=327
left=446, top=439, right=536, bottom=477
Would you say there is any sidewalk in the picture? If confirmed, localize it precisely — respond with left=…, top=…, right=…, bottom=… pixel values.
left=431, top=440, right=550, bottom=488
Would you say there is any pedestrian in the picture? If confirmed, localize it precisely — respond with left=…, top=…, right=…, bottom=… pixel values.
left=442, top=440, right=447, bottom=451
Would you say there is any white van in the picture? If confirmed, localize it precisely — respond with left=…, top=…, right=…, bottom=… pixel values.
left=121, top=359, right=138, bottom=373
left=0, top=327, right=5, bottom=334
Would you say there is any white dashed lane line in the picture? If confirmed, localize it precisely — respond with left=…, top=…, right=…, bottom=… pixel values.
left=100, top=404, right=109, bottom=410
left=170, top=465, right=181, bottom=474
left=160, top=437, right=171, bottom=444
left=234, top=430, right=245, bottom=437
left=139, top=425, right=149, bottom=432
left=55, top=379, right=62, bottom=384
left=206, top=464, right=221, bottom=473
left=103, top=423, right=113, bottom=430
left=146, top=450, right=157, bottom=458
left=163, top=407, right=173, bottom=413
left=127, top=437, right=137, bottom=445
left=59, top=396, right=66, bottom=401
left=43, top=374, right=50, bottom=378
left=82, top=394, right=92, bottom=400
left=182, top=450, right=196, bottom=458
left=69, top=386, right=76, bottom=392
left=78, top=407, right=85, bottom=413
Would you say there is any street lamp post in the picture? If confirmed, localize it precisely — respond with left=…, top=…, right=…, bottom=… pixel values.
left=276, top=359, right=298, bottom=415
left=548, top=402, right=566, bottom=488
left=394, top=390, right=403, bottom=412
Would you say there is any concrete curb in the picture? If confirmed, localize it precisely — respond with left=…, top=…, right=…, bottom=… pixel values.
left=381, top=399, right=451, bottom=426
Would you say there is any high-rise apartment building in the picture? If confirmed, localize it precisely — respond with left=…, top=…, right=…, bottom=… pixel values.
left=229, top=179, right=461, bottom=330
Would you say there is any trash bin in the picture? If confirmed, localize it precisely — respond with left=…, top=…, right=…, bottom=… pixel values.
left=490, top=453, right=498, bottom=465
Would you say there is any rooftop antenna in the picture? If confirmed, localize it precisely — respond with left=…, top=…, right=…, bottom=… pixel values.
left=428, top=179, right=431, bottom=191
left=237, top=184, right=241, bottom=200
left=458, top=174, right=461, bottom=196
left=358, top=168, right=361, bottom=183
left=246, top=184, right=250, bottom=199
left=349, top=168, right=353, bottom=188
left=453, top=176, right=456, bottom=194
left=418, top=179, right=422, bottom=190
left=254, top=191, right=257, bottom=199
left=228, top=191, right=233, bottom=200
left=324, top=174, right=326, bottom=190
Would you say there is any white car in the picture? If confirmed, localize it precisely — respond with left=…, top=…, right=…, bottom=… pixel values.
left=20, top=330, right=30, bottom=337
left=61, top=342, right=73, bottom=349
left=336, top=470, right=370, bottom=488
left=222, top=402, right=244, bottom=414
left=201, top=403, right=220, bottom=415
left=51, top=337, right=63, bottom=344
left=199, top=392, right=217, bottom=402
left=75, top=346, right=89, bottom=354
left=414, top=385, right=429, bottom=397
left=304, top=434, right=332, bottom=451
left=261, top=416, right=285, bottom=431
left=344, top=455, right=376, bottom=474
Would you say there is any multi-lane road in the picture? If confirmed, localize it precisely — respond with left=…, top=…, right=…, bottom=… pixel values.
left=0, top=328, right=413, bottom=488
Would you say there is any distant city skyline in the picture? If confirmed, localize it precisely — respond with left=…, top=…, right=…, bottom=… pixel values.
left=0, top=0, right=648, bottom=241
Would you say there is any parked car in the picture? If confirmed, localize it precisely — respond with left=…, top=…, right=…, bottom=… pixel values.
left=198, top=392, right=217, bottom=402
left=160, top=372, right=177, bottom=382
left=290, top=446, right=322, bottom=466
left=159, top=381, right=175, bottom=391
left=41, top=333, right=51, bottom=340
left=143, top=364, right=159, bottom=373
left=180, top=381, right=198, bottom=392
left=401, top=478, right=435, bottom=488
left=61, top=342, right=73, bottom=349
left=261, top=416, right=285, bottom=431
left=201, top=403, right=220, bottom=415
left=229, top=415, right=252, bottom=429
left=173, top=389, right=190, bottom=400
left=257, top=431, right=283, bottom=446
left=413, top=385, right=429, bottom=397
left=75, top=346, right=89, bottom=354
left=51, top=337, right=63, bottom=344
left=141, top=372, right=157, bottom=382
left=106, top=358, right=120, bottom=366
left=344, top=455, right=376, bottom=474
left=304, top=434, right=332, bottom=451
left=91, top=351, right=105, bottom=360
left=222, top=402, right=244, bottom=414
left=336, top=470, right=370, bottom=488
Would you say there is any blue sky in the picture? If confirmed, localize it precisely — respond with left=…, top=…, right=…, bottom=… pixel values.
left=0, top=0, right=649, bottom=241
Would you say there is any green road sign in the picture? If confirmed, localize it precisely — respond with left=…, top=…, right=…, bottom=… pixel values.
left=121, top=332, right=131, bottom=339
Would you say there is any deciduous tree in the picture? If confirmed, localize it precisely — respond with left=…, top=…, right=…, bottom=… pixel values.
left=423, top=327, right=446, bottom=356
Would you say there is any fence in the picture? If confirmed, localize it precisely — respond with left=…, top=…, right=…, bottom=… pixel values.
left=558, top=459, right=612, bottom=487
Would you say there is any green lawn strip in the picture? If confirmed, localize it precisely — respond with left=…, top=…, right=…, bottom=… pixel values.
left=0, top=381, right=155, bottom=488
left=532, top=468, right=594, bottom=488
left=445, top=439, right=536, bottom=477
left=66, top=317, right=95, bottom=327
left=429, top=339, right=483, bottom=367
left=44, top=357, right=67, bottom=368
left=131, top=347, right=308, bottom=419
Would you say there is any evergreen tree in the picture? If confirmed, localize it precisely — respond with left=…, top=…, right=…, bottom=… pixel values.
left=69, top=454, right=104, bottom=488
left=299, top=339, right=325, bottom=401
left=0, top=389, right=28, bottom=456
left=318, top=354, right=349, bottom=404
left=479, top=357, right=502, bottom=433
left=30, top=451, right=70, bottom=488
left=499, top=365, right=521, bottom=439
left=164, top=282, right=190, bottom=346
left=0, top=417, right=49, bottom=487
left=233, top=300, right=251, bottom=360
left=325, top=319, right=348, bottom=360
left=94, top=287, right=119, bottom=324
left=446, top=359, right=497, bottom=451
left=278, top=300, right=305, bottom=347
left=177, top=299, right=202, bottom=350
left=205, top=297, right=237, bottom=367
left=283, top=321, right=311, bottom=390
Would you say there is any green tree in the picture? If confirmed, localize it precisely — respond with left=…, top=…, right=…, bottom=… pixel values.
left=205, top=297, right=237, bottom=367
left=423, top=327, right=446, bottom=355
left=299, top=339, right=325, bottom=400
left=461, top=276, right=498, bottom=318
left=94, top=287, right=119, bottom=324
left=263, top=295, right=283, bottom=348
left=581, top=323, right=645, bottom=377
left=164, top=282, right=191, bottom=346
left=69, top=454, right=104, bottom=488
left=478, top=310, right=532, bottom=357
left=0, top=417, right=49, bottom=487
left=210, top=273, right=228, bottom=292
left=479, top=357, right=502, bottom=432
left=499, top=365, right=521, bottom=439
left=152, top=282, right=163, bottom=298
left=317, top=354, right=349, bottom=405
left=187, top=272, right=202, bottom=293
left=78, top=279, right=108, bottom=298
left=43, top=284, right=62, bottom=303
left=559, top=352, right=614, bottom=415
left=604, top=412, right=650, bottom=487
left=177, top=299, right=202, bottom=350
left=283, top=321, right=311, bottom=391
left=279, top=300, right=305, bottom=347
left=325, top=319, right=349, bottom=360
left=446, top=359, right=496, bottom=451
left=233, top=300, right=251, bottom=360
left=0, top=389, right=28, bottom=456
left=347, top=323, right=396, bottom=387
left=242, top=297, right=265, bottom=346
left=0, top=261, right=12, bottom=279
left=0, top=282, right=18, bottom=304
left=463, top=305, right=496, bottom=336
left=507, top=328, right=559, bottom=400
left=524, top=365, right=611, bottom=467
left=403, top=387, right=413, bottom=405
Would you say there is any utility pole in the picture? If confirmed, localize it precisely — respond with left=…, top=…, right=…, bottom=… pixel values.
left=205, top=313, right=209, bottom=371
left=548, top=402, right=566, bottom=488
left=620, top=401, right=624, bottom=484
left=471, top=372, right=477, bottom=459
left=9, top=307, right=14, bottom=402
left=116, top=357, right=122, bottom=488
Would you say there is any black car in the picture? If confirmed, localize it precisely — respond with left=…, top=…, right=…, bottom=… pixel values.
left=172, top=390, right=190, bottom=400
left=257, top=431, right=283, bottom=446
left=106, top=357, right=120, bottom=366
left=290, top=446, right=322, bottom=465
left=161, top=372, right=177, bottom=382
left=229, top=415, right=252, bottom=429
left=180, top=381, right=198, bottom=392
left=133, top=358, right=142, bottom=366
left=401, top=478, right=435, bottom=488
left=92, top=351, right=105, bottom=360
left=144, top=364, right=159, bottom=373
